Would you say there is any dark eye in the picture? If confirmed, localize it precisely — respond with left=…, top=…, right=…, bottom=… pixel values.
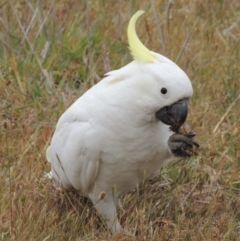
left=161, top=87, right=167, bottom=94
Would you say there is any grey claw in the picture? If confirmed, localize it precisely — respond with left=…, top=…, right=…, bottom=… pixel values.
left=168, top=133, right=199, bottom=157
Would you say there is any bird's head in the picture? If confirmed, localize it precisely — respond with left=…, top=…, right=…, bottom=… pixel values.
left=127, top=10, right=193, bottom=132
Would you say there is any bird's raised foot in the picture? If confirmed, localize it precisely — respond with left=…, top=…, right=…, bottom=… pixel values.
left=168, top=132, right=199, bottom=157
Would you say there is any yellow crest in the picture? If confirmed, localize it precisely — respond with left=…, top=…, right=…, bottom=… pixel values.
left=128, top=10, right=155, bottom=63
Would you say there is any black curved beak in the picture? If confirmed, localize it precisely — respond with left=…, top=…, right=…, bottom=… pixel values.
left=155, top=99, right=188, bottom=132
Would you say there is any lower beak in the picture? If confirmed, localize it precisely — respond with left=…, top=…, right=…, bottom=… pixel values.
left=155, top=99, right=188, bottom=132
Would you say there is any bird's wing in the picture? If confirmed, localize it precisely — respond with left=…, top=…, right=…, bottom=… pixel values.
left=46, top=105, right=101, bottom=192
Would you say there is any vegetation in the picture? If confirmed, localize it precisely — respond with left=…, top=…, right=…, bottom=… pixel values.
left=1, top=0, right=240, bottom=240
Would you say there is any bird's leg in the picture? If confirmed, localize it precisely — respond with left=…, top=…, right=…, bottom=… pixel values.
left=168, top=133, right=199, bottom=157
left=88, top=190, right=122, bottom=234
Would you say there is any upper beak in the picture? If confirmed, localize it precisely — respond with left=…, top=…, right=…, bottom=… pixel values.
left=155, top=99, right=188, bottom=132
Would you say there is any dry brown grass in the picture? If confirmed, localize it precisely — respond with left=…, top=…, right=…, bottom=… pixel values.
left=1, top=0, right=240, bottom=240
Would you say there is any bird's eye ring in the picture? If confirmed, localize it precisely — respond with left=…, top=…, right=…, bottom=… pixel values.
left=161, top=87, right=167, bottom=94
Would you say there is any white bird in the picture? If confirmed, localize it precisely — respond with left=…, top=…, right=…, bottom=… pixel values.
left=46, top=10, right=198, bottom=233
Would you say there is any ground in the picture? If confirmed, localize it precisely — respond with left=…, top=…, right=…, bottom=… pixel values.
left=0, top=0, right=240, bottom=240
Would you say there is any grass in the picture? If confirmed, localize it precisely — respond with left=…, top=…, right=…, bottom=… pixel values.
left=1, top=0, right=240, bottom=240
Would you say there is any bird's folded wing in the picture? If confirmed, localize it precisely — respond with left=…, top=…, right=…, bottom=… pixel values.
left=46, top=119, right=100, bottom=192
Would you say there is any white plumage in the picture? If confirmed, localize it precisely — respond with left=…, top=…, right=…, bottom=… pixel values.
left=46, top=10, right=193, bottom=233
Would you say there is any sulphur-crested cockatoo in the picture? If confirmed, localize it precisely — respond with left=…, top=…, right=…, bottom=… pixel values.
left=46, top=10, right=198, bottom=233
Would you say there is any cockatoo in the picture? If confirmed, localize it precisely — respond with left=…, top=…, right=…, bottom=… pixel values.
left=46, top=10, right=198, bottom=233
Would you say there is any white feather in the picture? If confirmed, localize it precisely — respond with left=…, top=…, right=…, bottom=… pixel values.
left=46, top=11, right=193, bottom=233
